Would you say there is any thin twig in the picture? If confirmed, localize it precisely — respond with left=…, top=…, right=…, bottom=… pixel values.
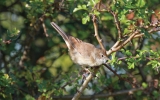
left=92, top=15, right=106, bottom=51
left=109, top=10, right=122, bottom=39
left=42, top=22, right=49, bottom=37
left=103, top=64, right=138, bottom=87
left=134, top=27, right=160, bottom=38
left=53, top=87, right=144, bottom=99
left=59, top=0, right=65, bottom=10
left=118, top=56, right=160, bottom=61
left=19, top=46, right=29, bottom=68
left=107, top=30, right=138, bottom=55
left=116, top=30, right=138, bottom=49
left=39, top=16, right=49, bottom=37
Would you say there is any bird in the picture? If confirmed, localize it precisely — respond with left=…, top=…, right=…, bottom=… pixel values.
left=50, top=22, right=108, bottom=67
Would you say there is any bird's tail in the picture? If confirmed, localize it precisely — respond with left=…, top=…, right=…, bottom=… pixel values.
left=50, top=22, right=70, bottom=48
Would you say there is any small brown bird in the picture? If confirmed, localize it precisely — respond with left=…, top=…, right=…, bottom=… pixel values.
left=51, top=22, right=108, bottom=67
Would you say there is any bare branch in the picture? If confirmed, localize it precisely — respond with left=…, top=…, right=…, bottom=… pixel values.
left=53, top=87, right=144, bottom=100
left=39, top=17, right=49, bottom=37
left=92, top=15, right=106, bottom=51
left=107, top=30, right=138, bottom=55
left=109, top=10, right=122, bottom=39
left=19, top=46, right=29, bottom=68
left=42, top=22, right=49, bottom=37
left=72, top=68, right=99, bottom=100
left=134, top=27, right=160, bottom=38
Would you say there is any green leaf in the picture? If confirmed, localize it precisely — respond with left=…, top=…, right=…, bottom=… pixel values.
left=136, top=91, right=142, bottom=96
left=142, top=82, right=148, bottom=88
left=125, top=5, right=137, bottom=9
left=111, top=52, right=116, bottom=60
left=73, top=5, right=87, bottom=12
left=82, top=13, right=90, bottom=24
left=124, top=28, right=130, bottom=34
left=126, top=50, right=132, bottom=56
left=93, top=10, right=100, bottom=16
left=24, top=94, right=35, bottom=100
left=147, top=60, right=160, bottom=69
left=118, top=60, right=122, bottom=64
left=141, top=29, right=151, bottom=38
left=136, top=0, right=146, bottom=8
left=153, top=90, right=160, bottom=98
left=110, top=52, right=117, bottom=64
left=128, top=62, right=135, bottom=69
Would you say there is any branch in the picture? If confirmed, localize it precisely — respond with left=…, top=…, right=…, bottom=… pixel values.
left=92, top=15, right=106, bottom=51
left=72, top=56, right=142, bottom=99
left=72, top=68, right=99, bottom=100
left=109, top=10, right=122, bottom=39
left=39, top=16, right=49, bottom=37
left=19, top=46, right=29, bottom=68
left=104, top=9, right=160, bottom=56
left=92, top=87, right=144, bottom=99
left=103, top=64, right=138, bottom=87
left=134, top=27, right=160, bottom=38
left=53, top=87, right=144, bottom=99
left=107, top=30, right=139, bottom=55
left=118, top=56, right=160, bottom=61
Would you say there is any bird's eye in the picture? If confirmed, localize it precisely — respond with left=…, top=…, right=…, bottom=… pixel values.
left=101, top=54, right=104, bottom=57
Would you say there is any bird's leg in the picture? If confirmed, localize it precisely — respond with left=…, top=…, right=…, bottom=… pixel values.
left=80, top=66, right=99, bottom=84
left=80, top=66, right=91, bottom=84
left=90, top=66, right=99, bottom=77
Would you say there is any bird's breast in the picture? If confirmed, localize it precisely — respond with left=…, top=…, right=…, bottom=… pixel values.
left=69, top=49, right=96, bottom=67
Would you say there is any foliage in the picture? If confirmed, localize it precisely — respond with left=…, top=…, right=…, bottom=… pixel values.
left=0, top=0, right=160, bottom=100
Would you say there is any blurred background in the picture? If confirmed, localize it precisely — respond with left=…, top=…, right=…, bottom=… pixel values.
left=0, top=0, right=160, bottom=100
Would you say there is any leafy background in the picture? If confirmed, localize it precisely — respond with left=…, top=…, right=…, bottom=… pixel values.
left=0, top=0, right=160, bottom=100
